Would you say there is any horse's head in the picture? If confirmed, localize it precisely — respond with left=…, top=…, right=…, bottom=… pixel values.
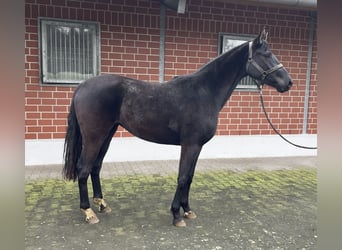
left=246, top=29, right=293, bottom=93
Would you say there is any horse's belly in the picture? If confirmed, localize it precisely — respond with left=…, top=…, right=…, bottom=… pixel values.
left=118, top=114, right=181, bottom=145
left=123, top=123, right=181, bottom=145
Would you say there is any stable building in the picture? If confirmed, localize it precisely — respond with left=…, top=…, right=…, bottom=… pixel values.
left=25, top=0, right=317, bottom=165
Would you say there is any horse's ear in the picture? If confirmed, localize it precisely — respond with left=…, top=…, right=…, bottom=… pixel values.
left=259, top=28, right=268, bottom=43
left=253, top=28, right=268, bottom=47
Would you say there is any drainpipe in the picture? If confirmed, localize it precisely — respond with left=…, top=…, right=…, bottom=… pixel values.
left=245, top=0, right=316, bottom=9
left=159, top=4, right=166, bottom=83
left=302, top=11, right=316, bottom=134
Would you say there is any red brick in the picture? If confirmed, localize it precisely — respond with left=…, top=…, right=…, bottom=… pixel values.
left=39, top=133, right=53, bottom=139
left=24, top=0, right=317, bottom=139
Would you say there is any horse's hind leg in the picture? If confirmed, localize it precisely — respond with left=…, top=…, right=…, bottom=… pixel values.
left=77, top=148, right=100, bottom=224
left=91, top=125, right=118, bottom=214
left=77, top=131, right=114, bottom=224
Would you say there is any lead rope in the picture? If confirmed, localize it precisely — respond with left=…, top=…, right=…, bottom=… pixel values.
left=256, top=83, right=317, bottom=150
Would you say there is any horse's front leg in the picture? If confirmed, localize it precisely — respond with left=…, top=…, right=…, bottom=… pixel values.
left=171, top=144, right=202, bottom=227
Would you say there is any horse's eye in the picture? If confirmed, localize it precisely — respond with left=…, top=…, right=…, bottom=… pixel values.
left=264, top=51, right=272, bottom=57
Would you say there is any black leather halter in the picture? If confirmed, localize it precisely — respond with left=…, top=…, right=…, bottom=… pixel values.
left=246, top=42, right=317, bottom=150
left=246, top=41, right=284, bottom=86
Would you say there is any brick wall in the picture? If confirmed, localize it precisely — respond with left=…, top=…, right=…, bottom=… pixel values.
left=25, top=0, right=317, bottom=139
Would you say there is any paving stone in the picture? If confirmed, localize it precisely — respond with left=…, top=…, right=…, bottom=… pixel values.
left=25, top=156, right=317, bottom=249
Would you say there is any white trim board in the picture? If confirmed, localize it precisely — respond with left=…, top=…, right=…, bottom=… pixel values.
left=25, top=134, right=317, bottom=166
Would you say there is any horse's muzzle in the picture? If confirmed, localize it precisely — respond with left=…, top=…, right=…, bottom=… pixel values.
left=278, top=79, right=293, bottom=93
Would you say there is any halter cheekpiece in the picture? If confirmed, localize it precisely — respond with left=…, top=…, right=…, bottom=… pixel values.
left=247, top=41, right=284, bottom=86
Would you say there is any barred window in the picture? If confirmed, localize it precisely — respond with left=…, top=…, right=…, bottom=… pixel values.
left=219, top=33, right=257, bottom=90
left=39, top=18, right=100, bottom=85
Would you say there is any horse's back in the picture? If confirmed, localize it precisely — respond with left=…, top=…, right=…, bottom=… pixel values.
left=76, top=74, right=123, bottom=93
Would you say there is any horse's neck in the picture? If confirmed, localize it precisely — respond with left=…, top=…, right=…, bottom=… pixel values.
left=197, top=43, right=249, bottom=109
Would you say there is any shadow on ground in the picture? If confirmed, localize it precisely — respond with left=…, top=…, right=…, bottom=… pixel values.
left=25, top=161, right=317, bottom=249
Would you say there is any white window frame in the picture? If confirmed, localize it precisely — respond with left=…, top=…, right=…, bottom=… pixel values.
left=39, top=18, right=100, bottom=85
left=218, top=33, right=257, bottom=90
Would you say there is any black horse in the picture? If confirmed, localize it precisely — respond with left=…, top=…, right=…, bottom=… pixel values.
left=63, top=29, right=292, bottom=227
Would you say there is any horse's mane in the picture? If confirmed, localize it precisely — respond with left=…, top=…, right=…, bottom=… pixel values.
left=196, top=41, right=250, bottom=75
left=167, top=40, right=250, bottom=86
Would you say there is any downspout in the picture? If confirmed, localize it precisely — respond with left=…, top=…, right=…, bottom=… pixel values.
left=159, top=4, right=166, bottom=83
left=302, top=11, right=316, bottom=134
left=245, top=0, right=316, bottom=9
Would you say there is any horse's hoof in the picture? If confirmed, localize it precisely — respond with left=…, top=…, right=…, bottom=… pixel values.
left=93, top=198, right=111, bottom=213
left=174, top=219, right=186, bottom=227
left=100, top=206, right=112, bottom=213
left=81, top=208, right=99, bottom=224
left=86, top=215, right=100, bottom=224
left=184, top=210, right=197, bottom=219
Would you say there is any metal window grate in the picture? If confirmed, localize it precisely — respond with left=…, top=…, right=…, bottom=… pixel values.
left=219, top=33, right=257, bottom=90
left=40, top=19, right=100, bottom=84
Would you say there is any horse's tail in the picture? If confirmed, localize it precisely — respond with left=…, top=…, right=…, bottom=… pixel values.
left=63, top=99, right=82, bottom=182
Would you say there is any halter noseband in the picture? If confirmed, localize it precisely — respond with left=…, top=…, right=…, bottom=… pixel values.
left=247, top=41, right=284, bottom=87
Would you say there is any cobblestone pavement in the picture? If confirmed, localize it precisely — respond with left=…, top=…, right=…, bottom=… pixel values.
left=25, top=156, right=317, bottom=249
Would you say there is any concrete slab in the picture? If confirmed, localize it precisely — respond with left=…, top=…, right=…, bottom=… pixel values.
left=25, top=134, right=317, bottom=166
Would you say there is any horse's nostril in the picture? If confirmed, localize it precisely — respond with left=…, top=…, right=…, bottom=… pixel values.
left=289, top=80, right=293, bottom=87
